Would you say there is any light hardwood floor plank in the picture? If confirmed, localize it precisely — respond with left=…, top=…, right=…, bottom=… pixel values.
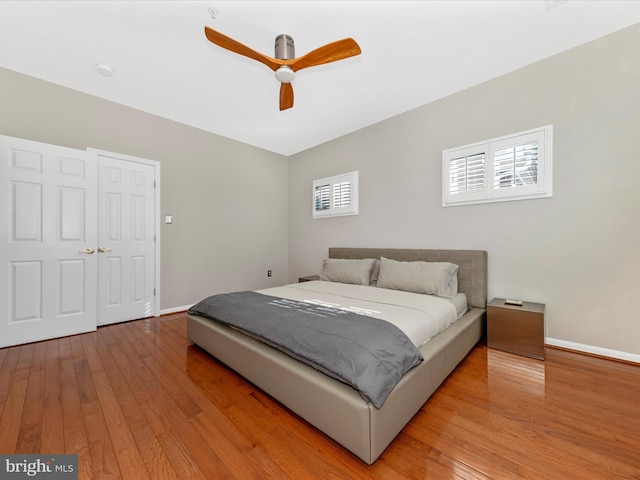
left=59, top=337, right=94, bottom=480
left=15, top=341, right=46, bottom=454
left=84, top=332, right=152, bottom=480
left=0, top=344, right=33, bottom=453
left=40, top=339, right=64, bottom=455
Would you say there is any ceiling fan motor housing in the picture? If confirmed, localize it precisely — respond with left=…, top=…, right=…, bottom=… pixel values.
left=275, top=34, right=295, bottom=59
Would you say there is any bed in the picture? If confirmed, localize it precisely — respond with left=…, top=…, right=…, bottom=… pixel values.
left=186, top=247, right=488, bottom=464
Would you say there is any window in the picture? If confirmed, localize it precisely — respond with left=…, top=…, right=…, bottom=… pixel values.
left=442, top=125, right=553, bottom=206
left=313, top=171, right=359, bottom=218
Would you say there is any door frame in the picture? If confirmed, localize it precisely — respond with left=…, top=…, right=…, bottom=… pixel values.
left=88, top=148, right=161, bottom=318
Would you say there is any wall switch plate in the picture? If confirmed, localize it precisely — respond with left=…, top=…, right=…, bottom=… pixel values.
left=165, top=215, right=173, bottom=224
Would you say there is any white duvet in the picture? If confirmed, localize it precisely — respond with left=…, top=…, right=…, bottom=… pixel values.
left=256, top=280, right=467, bottom=348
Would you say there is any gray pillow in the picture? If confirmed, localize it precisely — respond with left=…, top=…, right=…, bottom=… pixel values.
left=369, top=259, right=380, bottom=286
left=319, top=258, right=377, bottom=286
left=377, top=257, right=459, bottom=298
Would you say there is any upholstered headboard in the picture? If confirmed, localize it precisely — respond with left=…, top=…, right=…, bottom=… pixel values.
left=328, top=248, right=488, bottom=309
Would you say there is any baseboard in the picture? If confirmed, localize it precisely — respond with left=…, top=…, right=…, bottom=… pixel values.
left=546, top=337, right=640, bottom=365
left=160, top=305, right=193, bottom=316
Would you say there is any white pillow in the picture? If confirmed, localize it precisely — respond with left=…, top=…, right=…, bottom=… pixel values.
left=377, top=257, right=459, bottom=298
left=319, top=258, right=376, bottom=286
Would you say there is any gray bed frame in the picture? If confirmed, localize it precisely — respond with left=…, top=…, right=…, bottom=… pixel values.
left=187, top=248, right=488, bottom=464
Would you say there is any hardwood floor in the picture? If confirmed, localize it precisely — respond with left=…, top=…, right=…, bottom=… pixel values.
left=1, top=312, right=639, bottom=479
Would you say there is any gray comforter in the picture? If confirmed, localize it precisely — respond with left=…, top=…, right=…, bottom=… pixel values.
left=188, top=291, right=423, bottom=408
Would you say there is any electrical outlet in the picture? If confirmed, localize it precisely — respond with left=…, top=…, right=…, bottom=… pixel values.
left=267, top=270, right=272, bottom=277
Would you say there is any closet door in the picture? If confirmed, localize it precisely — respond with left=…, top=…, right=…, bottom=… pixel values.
left=97, top=154, right=156, bottom=326
left=0, top=135, right=97, bottom=348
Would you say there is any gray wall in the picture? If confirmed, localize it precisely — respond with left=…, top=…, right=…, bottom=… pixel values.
left=0, top=67, right=289, bottom=310
left=288, top=24, right=640, bottom=358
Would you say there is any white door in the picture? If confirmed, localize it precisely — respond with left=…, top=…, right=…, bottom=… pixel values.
left=0, top=135, right=97, bottom=348
left=97, top=155, right=156, bottom=326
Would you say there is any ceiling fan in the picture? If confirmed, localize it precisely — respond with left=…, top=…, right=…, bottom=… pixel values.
left=204, top=26, right=361, bottom=111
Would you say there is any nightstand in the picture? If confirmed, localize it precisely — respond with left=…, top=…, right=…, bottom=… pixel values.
left=298, top=275, right=320, bottom=283
left=487, top=298, right=545, bottom=360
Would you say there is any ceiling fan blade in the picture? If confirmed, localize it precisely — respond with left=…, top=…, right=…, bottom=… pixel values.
left=288, top=38, right=361, bottom=72
left=280, top=83, right=294, bottom=111
left=204, top=26, right=283, bottom=71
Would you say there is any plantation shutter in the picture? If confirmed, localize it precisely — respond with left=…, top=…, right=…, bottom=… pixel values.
left=333, top=181, right=352, bottom=208
left=449, top=152, right=485, bottom=195
left=442, top=126, right=551, bottom=206
left=314, top=184, right=331, bottom=211
left=312, top=171, right=359, bottom=218
left=493, top=142, right=539, bottom=190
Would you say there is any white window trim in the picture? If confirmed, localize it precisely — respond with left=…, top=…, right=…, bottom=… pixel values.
left=313, top=171, right=359, bottom=219
left=442, top=125, right=553, bottom=207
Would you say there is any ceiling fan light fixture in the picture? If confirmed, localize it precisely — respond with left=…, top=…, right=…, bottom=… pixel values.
left=275, top=66, right=295, bottom=83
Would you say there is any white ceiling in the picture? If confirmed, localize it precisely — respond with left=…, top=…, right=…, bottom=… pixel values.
left=1, top=1, right=640, bottom=156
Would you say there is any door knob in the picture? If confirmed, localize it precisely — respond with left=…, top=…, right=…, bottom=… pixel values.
left=97, top=246, right=113, bottom=253
left=79, top=247, right=95, bottom=254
